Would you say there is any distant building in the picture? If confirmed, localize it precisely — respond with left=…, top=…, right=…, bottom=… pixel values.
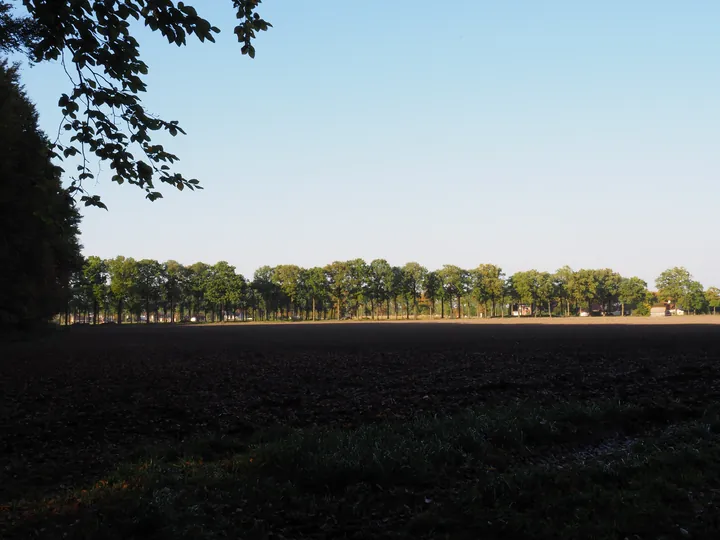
left=650, top=305, right=670, bottom=317
left=512, top=304, right=532, bottom=317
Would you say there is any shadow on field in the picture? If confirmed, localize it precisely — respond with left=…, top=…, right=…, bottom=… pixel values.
left=2, top=322, right=720, bottom=507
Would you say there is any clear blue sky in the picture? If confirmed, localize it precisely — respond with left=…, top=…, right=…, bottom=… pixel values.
left=16, top=0, right=720, bottom=287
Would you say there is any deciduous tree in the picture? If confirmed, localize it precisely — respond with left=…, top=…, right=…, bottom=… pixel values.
left=656, top=267, right=693, bottom=310
left=0, top=60, right=82, bottom=326
left=705, top=287, right=720, bottom=315
left=618, top=277, right=648, bottom=316
left=12, top=0, right=271, bottom=207
left=402, top=262, right=427, bottom=319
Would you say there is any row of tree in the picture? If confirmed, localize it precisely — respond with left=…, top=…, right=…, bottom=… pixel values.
left=65, top=259, right=720, bottom=324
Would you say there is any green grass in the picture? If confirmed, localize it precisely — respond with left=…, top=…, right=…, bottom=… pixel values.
left=4, top=401, right=720, bottom=539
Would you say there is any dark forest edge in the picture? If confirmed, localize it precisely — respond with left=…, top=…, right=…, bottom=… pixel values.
left=60, top=258, right=719, bottom=325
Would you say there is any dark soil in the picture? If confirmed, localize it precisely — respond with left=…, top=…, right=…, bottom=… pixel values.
left=2, top=321, right=720, bottom=504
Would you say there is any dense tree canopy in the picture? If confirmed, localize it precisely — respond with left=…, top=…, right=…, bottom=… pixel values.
left=59, top=258, right=717, bottom=324
left=2, top=0, right=271, bottom=207
left=0, top=59, right=82, bottom=325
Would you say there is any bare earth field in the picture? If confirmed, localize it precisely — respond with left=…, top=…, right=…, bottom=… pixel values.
left=2, top=318, right=720, bottom=538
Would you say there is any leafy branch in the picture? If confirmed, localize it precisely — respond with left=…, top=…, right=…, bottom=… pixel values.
left=20, top=0, right=272, bottom=208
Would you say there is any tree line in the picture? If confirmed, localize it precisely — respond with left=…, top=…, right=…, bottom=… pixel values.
left=64, top=258, right=720, bottom=324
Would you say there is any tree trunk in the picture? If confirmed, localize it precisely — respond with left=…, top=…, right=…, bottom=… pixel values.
left=548, top=300, right=552, bottom=318
left=441, top=298, right=445, bottom=319
left=621, top=303, right=625, bottom=317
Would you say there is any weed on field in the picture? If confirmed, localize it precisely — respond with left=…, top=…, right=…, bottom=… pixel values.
left=4, top=401, right=720, bottom=539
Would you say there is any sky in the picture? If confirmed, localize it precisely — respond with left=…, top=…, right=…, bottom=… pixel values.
left=14, top=0, right=720, bottom=287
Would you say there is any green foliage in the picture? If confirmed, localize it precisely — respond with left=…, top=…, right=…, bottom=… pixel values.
left=368, top=259, right=393, bottom=316
left=58, top=257, right=714, bottom=322
left=706, top=287, right=720, bottom=314
left=438, top=265, right=467, bottom=318
left=206, top=261, right=245, bottom=318
left=107, top=256, right=138, bottom=322
left=655, top=267, right=692, bottom=306
left=470, top=264, right=505, bottom=316
left=0, top=59, right=82, bottom=325
left=510, top=270, right=540, bottom=308
left=401, top=262, right=427, bottom=318
left=82, top=256, right=108, bottom=323
left=569, top=269, right=599, bottom=311
left=685, top=280, right=707, bottom=314
left=324, top=261, right=350, bottom=318
left=422, top=270, right=442, bottom=316
left=616, top=276, right=649, bottom=315
left=10, top=0, right=271, bottom=207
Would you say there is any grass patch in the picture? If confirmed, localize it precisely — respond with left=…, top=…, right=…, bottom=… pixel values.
left=4, top=401, right=720, bottom=539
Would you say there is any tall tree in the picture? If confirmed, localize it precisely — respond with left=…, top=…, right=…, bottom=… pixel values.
left=163, top=260, right=185, bottom=323
left=402, top=262, right=427, bottom=319
left=569, top=269, right=600, bottom=313
left=422, top=271, right=442, bottom=318
left=273, top=265, right=303, bottom=319
left=554, top=266, right=575, bottom=316
left=304, top=267, right=328, bottom=321
left=618, top=277, right=648, bottom=316
left=471, top=264, right=504, bottom=317
left=536, top=271, right=556, bottom=317
left=656, top=267, right=693, bottom=310
left=206, top=261, right=244, bottom=321
left=438, top=265, right=467, bottom=319
left=135, top=259, right=162, bottom=323
left=324, top=261, right=350, bottom=320
left=107, top=256, right=137, bottom=324
left=595, top=269, right=622, bottom=314
left=684, top=281, right=706, bottom=315
left=346, top=259, right=368, bottom=319
left=511, top=270, right=541, bottom=316
left=82, top=256, right=108, bottom=324
left=388, top=266, right=404, bottom=319
left=368, top=259, right=392, bottom=319
left=188, top=262, right=210, bottom=321
left=0, top=59, right=82, bottom=326
left=252, top=265, right=278, bottom=320
left=705, top=287, right=720, bottom=315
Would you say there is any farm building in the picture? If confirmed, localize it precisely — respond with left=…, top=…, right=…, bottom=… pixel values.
left=650, top=305, right=670, bottom=317
left=511, top=304, right=532, bottom=317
